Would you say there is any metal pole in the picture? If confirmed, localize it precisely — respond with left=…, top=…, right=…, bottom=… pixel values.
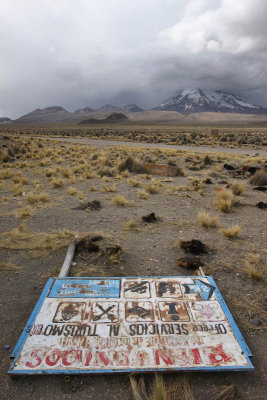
left=58, top=242, right=76, bottom=277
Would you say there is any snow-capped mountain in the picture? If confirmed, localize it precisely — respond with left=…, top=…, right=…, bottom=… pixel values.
left=155, top=89, right=265, bottom=114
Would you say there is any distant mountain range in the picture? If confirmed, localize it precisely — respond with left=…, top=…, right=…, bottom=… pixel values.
left=1, top=89, right=266, bottom=124
left=154, top=89, right=266, bottom=114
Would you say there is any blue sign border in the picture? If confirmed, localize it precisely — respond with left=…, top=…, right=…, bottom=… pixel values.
left=9, top=276, right=254, bottom=374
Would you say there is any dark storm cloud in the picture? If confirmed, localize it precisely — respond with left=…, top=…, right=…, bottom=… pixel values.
left=0, top=0, right=267, bottom=118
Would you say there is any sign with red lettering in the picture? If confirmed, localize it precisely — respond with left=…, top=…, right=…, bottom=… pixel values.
left=9, top=276, right=253, bottom=374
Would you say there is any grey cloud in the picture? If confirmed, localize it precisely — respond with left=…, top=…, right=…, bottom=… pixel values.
left=0, top=0, right=267, bottom=118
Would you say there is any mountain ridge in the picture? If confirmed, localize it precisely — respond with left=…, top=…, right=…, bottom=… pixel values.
left=154, top=89, right=266, bottom=114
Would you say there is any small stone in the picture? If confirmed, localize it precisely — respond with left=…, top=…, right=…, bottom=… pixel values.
left=250, top=318, right=261, bottom=326
left=71, top=262, right=77, bottom=266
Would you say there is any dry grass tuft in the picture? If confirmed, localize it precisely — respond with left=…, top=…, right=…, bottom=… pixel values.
left=145, top=179, right=162, bottom=194
left=221, top=225, right=241, bottom=238
left=128, top=177, right=141, bottom=187
left=168, top=375, right=194, bottom=400
left=102, top=184, right=116, bottom=192
left=250, top=170, right=267, bottom=186
left=26, top=191, right=50, bottom=204
left=123, top=218, right=140, bottom=231
left=0, top=149, right=11, bottom=163
left=0, top=226, right=78, bottom=256
left=15, top=206, right=33, bottom=219
left=0, top=261, right=20, bottom=273
left=68, top=187, right=77, bottom=195
left=130, top=374, right=167, bottom=400
left=198, top=211, right=218, bottom=228
left=244, top=253, right=263, bottom=280
left=112, top=194, right=132, bottom=206
left=138, top=189, right=149, bottom=199
left=50, top=177, right=64, bottom=188
left=230, top=182, right=245, bottom=195
left=212, top=384, right=236, bottom=400
left=45, top=168, right=57, bottom=177
left=118, top=156, right=147, bottom=174
left=0, top=168, right=14, bottom=179
left=216, top=189, right=234, bottom=212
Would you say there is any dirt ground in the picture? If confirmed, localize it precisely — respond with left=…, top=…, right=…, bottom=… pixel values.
left=0, top=133, right=266, bottom=400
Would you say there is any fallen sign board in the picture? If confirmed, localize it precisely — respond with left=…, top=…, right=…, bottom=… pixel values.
left=9, top=276, right=254, bottom=374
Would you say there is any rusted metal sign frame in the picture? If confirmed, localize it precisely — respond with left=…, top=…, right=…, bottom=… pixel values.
left=9, top=276, right=254, bottom=374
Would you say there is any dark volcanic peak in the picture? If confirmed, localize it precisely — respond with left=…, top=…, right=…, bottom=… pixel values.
left=78, top=112, right=128, bottom=125
left=122, top=104, right=143, bottom=112
left=95, top=104, right=120, bottom=112
left=15, top=105, right=70, bottom=123
left=0, top=117, right=12, bottom=124
left=155, top=89, right=266, bottom=114
left=74, top=107, right=94, bottom=114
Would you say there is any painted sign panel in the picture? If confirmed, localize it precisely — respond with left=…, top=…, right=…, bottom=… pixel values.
left=9, top=276, right=254, bottom=374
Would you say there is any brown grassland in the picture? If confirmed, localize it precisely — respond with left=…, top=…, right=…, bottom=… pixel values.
left=0, top=124, right=266, bottom=400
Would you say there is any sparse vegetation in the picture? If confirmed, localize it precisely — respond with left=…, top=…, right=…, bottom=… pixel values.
left=221, top=225, right=241, bottom=238
left=216, top=189, right=234, bottom=212
left=112, top=194, right=133, bottom=206
left=198, top=211, right=218, bottom=227
left=230, top=182, right=245, bottom=195
left=250, top=170, right=267, bottom=186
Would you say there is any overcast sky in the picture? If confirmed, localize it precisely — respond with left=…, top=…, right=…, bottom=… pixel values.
left=1, top=0, right=267, bottom=118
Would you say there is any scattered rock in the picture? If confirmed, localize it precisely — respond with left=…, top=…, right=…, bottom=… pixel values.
left=177, top=256, right=205, bottom=270
left=142, top=212, right=158, bottom=223
left=179, top=239, right=208, bottom=254
left=249, top=318, right=261, bottom=326
left=203, top=155, right=212, bottom=165
left=76, top=235, right=103, bottom=252
left=204, top=178, right=212, bottom=184
left=224, top=164, right=236, bottom=170
left=73, top=200, right=101, bottom=210
left=256, top=202, right=267, bottom=210
left=242, top=165, right=260, bottom=175
left=106, top=245, right=122, bottom=262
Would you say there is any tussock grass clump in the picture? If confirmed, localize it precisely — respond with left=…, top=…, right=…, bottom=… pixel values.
left=245, top=253, right=263, bottom=280
left=39, top=158, right=51, bottom=167
left=250, top=170, right=267, bottom=186
left=0, top=149, right=11, bottom=163
left=138, top=189, right=149, bottom=199
left=83, top=170, right=98, bottom=179
left=112, top=194, right=132, bottom=206
left=102, top=184, right=116, bottom=193
left=198, top=211, right=218, bottom=228
left=230, top=182, right=245, bottom=195
left=55, top=157, right=64, bottom=164
left=61, top=167, right=72, bottom=178
left=130, top=374, right=167, bottom=400
left=50, top=177, right=64, bottom=188
left=68, top=187, right=77, bottom=195
left=123, top=219, right=139, bottom=231
left=245, top=266, right=263, bottom=280
left=0, top=168, right=14, bottom=179
left=0, top=225, right=77, bottom=256
left=26, top=191, right=50, bottom=204
left=118, top=156, right=147, bottom=174
left=221, top=225, right=241, bottom=238
left=213, top=384, right=236, bottom=400
left=216, top=189, right=234, bottom=212
left=128, top=177, right=141, bottom=187
left=145, top=179, right=162, bottom=194
left=15, top=206, right=33, bottom=219
left=0, top=262, right=20, bottom=273
left=45, top=168, right=57, bottom=177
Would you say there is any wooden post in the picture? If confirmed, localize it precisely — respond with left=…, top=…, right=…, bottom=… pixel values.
left=59, top=242, right=76, bottom=277
left=198, top=266, right=205, bottom=276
